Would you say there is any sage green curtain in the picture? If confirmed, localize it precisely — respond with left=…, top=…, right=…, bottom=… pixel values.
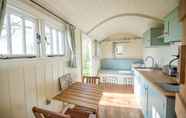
left=0, top=0, right=7, bottom=34
left=67, top=25, right=77, bottom=68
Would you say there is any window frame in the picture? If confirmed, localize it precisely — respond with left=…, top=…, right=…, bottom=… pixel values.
left=0, top=6, right=39, bottom=58
left=0, top=3, right=67, bottom=59
left=44, top=23, right=66, bottom=57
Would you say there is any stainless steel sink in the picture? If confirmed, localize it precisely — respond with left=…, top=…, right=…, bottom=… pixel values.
left=135, top=67, right=161, bottom=71
left=158, top=83, right=180, bottom=92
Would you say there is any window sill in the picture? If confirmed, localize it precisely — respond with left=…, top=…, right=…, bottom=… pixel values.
left=47, top=54, right=65, bottom=57
left=0, top=55, right=37, bottom=59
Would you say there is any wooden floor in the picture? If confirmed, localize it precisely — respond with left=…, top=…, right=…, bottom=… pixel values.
left=99, top=84, right=143, bottom=118
left=54, top=83, right=143, bottom=118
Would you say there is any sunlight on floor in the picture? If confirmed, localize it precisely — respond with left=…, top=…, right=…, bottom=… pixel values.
left=99, top=91, right=143, bottom=118
left=99, top=92, right=141, bottom=109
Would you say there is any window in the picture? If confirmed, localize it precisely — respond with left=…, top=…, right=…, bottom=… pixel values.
left=0, top=16, right=8, bottom=55
left=10, top=14, right=24, bottom=55
left=0, top=5, right=66, bottom=59
left=0, top=9, right=37, bottom=56
left=113, top=42, right=128, bottom=55
left=45, top=25, right=65, bottom=56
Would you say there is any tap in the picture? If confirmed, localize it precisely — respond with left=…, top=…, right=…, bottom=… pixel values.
left=145, top=56, right=155, bottom=68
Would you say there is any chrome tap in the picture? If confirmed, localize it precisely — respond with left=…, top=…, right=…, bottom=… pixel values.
left=145, top=56, right=155, bottom=68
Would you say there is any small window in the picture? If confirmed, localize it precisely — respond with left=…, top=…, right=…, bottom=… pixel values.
left=116, top=45, right=125, bottom=55
left=58, top=31, right=65, bottom=55
left=113, top=42, right=128, bottom=56
left=10, top=14, right=24, bottom=55
left=52, top=29, right=58, bottom=55
left=0, top=16, right=8, bottom=55
left=0, top=9, right=37, bottom=57
left=45, top=25, right=52, bottom=55
left=45, top=25, right=65, bottom=56
left=25, top=20, right=36, bottom=55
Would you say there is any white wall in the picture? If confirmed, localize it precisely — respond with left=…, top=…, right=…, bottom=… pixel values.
left=100, top=39, right=143, bottom=59
left=99, top=32, right=179, bottom=69
left=143, top=44, right=179, bottom=67
left=0, top=58, right=64, bottom=118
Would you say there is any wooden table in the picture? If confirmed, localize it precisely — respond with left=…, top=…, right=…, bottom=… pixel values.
left=53, top=82, right=103, bottom=113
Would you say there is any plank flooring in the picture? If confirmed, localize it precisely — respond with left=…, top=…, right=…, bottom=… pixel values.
left=54, top=82, right=143, bottom=118
left=99, top=84, right=143, bottom=118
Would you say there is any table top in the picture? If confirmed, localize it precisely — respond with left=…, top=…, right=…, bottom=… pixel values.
left=53, top=82, right=103, bottom=111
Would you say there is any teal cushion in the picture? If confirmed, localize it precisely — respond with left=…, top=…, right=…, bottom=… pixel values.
left=101, top=58, right=143, bottom=71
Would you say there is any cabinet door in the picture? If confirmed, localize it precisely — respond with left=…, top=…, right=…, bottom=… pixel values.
left=151, top=28, right=166, bottom=46
left=143, top=30, right=151, bottom=47
left=148, top=86, right=166, bottom=118
left=164, top=15, right=170, bottom=43
left=143, top=81, right=149, bottom=118
left=170, top=9, right=182, bottom=42
left=134, top=73, right=140, bottom=98
left=164, top=8, right=182, bottom=43
left=179, top=0, right=186, bottom=20
left=139, top=79, right=148, bottom=118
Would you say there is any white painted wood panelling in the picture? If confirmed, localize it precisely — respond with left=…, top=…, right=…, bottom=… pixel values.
left=0, top=57, right=81, bottom=118
left=0, top=27, right=82, bottom=118
left=0, top=63, right=11, bottom=118
left=8, top=63, right=27, bottom=118
left=35, top=62, right=47, bottom=108
left=23, top=63, right=38, bottom=118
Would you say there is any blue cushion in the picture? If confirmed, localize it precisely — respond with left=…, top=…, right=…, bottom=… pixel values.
left=101, top=58, right=144, bottom=71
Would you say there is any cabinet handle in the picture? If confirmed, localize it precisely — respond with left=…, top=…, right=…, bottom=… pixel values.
left=168, top=21, right=170, bottom=35
left=145, top=88, right=148, bottom=95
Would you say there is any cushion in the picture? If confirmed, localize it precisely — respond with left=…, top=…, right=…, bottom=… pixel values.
left=59, top=74, right=70, bottom=91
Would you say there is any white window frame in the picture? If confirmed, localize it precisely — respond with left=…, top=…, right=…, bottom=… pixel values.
left=44, top=23, right=65, bottom=57
left=0, top=2, right=67, bottom=59
left=0, top=6, right=39, bottom=58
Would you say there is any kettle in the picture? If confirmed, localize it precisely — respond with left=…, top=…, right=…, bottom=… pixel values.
left=162, top=55, right=179, bottom=77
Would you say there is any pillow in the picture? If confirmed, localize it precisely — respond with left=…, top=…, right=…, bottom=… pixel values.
left=59, top=75, right=69, bottom=91
left=65, top=73, right=73, bottom=86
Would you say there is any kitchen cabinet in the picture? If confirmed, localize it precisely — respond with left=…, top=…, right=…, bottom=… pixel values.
left=148, top=85, right=166, bottom=118
left=179, top=0, right=186, bottom=21
left=134, top=72, right=148, bottom=117
left=134, top=70, right=176, bottom=118
left=164, top=8, right=183, bottom=42
left=143, top=27, right=167, bottom=47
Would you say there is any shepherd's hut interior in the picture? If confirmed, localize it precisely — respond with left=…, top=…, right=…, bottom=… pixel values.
left=0, top=0, right=186, bottom=118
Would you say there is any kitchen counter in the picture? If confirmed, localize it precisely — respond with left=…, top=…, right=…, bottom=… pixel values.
left=134, top=68, right=179, bottom=97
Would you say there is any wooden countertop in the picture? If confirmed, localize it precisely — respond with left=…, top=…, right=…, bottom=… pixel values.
left=134, top=68, right=179, bottom=97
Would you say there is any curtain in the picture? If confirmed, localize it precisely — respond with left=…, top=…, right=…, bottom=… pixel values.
left=0, top=0, right=7, bottom=34
left=67, top=24, right=77, bottom=68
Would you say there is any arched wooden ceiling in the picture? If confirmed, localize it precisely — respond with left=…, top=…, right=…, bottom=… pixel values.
left=30, top=0, right=179, bottom=40
left=87, top=13, right=164, bottom=34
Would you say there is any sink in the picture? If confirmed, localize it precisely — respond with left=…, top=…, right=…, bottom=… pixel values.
left=135, top=67, right=161, bottom=72
left=158, top=83, right=180, bottom=92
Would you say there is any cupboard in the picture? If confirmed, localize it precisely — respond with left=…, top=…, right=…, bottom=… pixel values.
left=134, top=70, right=176, bottom=118
left=164, top=8, right=183, bottom=42
left=143, top=27, right=167, bottom=47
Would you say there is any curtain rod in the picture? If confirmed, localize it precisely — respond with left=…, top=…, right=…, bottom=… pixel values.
left=30, top=0, right=73, bottom=26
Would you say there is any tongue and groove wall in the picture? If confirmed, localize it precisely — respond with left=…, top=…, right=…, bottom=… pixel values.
left=0, top=0, right=82, bottom=118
